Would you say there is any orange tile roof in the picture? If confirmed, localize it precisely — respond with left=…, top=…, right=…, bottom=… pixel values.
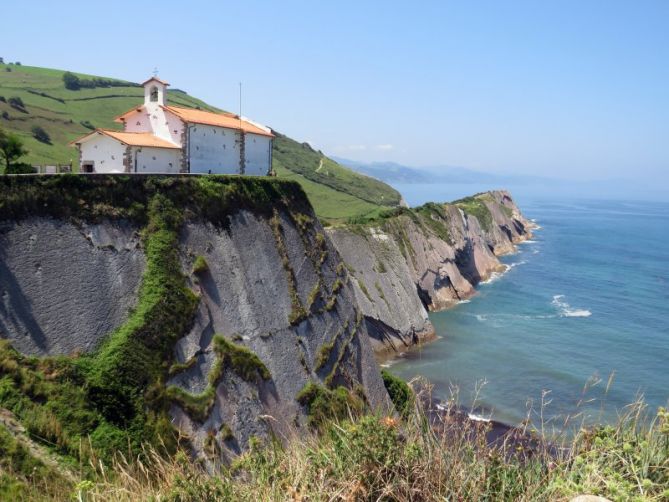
left=141, top=76, right=170, bottom=86
left=70, top=129, right=180, bottom=149
left=163, top=106, right=274, bottom=137
left=113, top=107, right=144, bottom=123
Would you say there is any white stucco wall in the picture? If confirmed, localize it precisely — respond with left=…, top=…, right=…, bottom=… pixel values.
left=188, top=124, right=242, bottom=174
left=244, top=134, right=272, bottom=175
left=79, top=134, right=127, bottom=173
left=133, top=147, right=181, bottom=173
left=123, top=108, right=184, bottom=146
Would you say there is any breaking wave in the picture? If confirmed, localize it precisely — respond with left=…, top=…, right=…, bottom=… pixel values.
left=552, top=295, right=592, bottom=318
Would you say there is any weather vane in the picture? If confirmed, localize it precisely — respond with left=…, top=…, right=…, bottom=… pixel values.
left=152, top=67, right=159, bottom=78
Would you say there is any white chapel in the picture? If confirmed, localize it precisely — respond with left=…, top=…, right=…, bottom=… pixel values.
left=71, top=77, right=274, bottom=175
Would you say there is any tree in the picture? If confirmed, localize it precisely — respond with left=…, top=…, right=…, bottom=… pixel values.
left=0, top=127, right=27, bottom=174
left=62, top=71, right=81, bottom=90
left=31, top=125, right=51, bottom=144
left=0, top=57, right=4, bottom=64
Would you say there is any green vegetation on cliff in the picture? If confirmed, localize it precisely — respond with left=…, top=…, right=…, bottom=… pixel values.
left=0, top=63, right=400, bottom=222
left=0, top=175, right=311, bottom=468
left=166, top=335, right=271, bottom=423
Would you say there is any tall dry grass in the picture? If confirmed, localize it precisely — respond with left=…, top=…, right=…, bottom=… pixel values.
left=62, top=382, right=668, bottom=502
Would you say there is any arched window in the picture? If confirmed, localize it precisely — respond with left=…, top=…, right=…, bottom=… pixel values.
left=150, top=86, right=159, bottom=102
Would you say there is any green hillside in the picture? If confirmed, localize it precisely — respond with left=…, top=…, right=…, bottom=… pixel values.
left=0, top=63, right=401, bottom=222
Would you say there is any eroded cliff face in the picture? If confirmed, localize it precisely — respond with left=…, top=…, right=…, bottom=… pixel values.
left=0, top=177, right=530, bottom=467
left=328, top=190, right=533, bottom=355
left=169, top=210, right=390, bottom=465
left=0, top=219, right=144, bottom=355
left=0, top=175, right=391, bottom=468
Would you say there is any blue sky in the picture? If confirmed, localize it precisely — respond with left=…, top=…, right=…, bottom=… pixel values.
left=2, top=1, right=668, bottom=184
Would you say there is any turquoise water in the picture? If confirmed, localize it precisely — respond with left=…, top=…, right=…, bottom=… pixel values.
left=387, top=191, right=669, bottom=427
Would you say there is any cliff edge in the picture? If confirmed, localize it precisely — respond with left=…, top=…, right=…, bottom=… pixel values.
left=328, top=190, right=534, bottom=356
left=0, top=175, right=391, bottom=468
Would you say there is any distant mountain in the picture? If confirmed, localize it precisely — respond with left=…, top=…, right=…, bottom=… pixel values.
left=330, top=157, right=549, bottom=185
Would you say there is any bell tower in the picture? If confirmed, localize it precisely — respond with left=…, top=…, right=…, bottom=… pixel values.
left=142, top=76, right=169, bottom=108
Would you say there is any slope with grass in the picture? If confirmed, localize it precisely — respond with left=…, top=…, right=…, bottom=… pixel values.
left=0, top=63, right=400, bottom=222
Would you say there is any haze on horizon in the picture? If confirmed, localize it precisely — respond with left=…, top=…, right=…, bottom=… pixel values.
left=2, top=0, right=667, bottom=189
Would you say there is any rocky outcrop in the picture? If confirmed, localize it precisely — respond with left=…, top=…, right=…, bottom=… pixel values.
left=0, top=175, right=392, bottom=468
left=328, top=190, right=533, bottom=355
left=0, top=218, right=144, bottom=355
left=0, top=176, right=530, bottom=467
left=326, top=226, right=435, bottom=357
left=169, top=210, right=391, bottom=465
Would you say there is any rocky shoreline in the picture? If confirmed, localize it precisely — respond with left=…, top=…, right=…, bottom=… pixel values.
left=328, top=190, right=536, bottom=359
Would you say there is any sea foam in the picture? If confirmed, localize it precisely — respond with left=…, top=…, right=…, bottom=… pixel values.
left=552, top=295, right=592, bottom=318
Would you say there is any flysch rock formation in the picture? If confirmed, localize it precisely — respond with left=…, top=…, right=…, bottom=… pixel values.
left=0, top=218, right=145, bottom=355
left=328, top=190, right=533, bottom=356
left=168, top=209, right=391, bottom=466
left=326, top=226, right=435, bottom=356
left=0, top=176, right=531, bottom=466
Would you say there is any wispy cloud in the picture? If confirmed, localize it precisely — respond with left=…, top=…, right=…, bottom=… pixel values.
left=375, top=144, right=394, bottom=151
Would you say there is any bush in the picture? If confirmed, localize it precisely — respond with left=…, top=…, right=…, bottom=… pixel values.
left=80, top=120, right=95, bottom=130
left=192, top=255, right=209, bottom=274
left=381, top=370, right=413, bottom=417
left=62, top=71, right=80, bottom=90
left=297, top=382, right=364, bottom=428
left=31, top=126, right=51, bottom=144
left=6, top=163, right=35, bottom=174
left=1, top=112, right=8, bottom=120
left=0, top=96, right=5, bottom=102
left=8, top=97, right=25, bottom=112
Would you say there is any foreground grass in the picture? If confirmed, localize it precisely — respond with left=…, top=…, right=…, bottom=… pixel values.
left=5, top=389, right=665, bottom=501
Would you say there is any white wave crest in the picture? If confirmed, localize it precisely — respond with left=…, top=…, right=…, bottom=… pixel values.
left=467, top=412, right=492, bottom=423
left=552, top=295, right=592, bottom=318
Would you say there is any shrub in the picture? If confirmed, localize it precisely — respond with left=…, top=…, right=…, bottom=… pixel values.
left=31, top=126, right=51, bottom=144
left=80, top=120, right=95, bottom=130
left=6, top=163, right=35, bottom=174
left=297, top=382, right=363, bottom=428
left=1, top=112, right=8, bottom=120
left=192, top=255, right=209, bottom=275
left=381, top=370, right=413, bottom=417
left=0, top=96, right=5, bottom=102
left=62, top=71, right=80, bottom=90
left=0, top=127, right=27, bottom=173
left=7, top=97, right=25, bottom=112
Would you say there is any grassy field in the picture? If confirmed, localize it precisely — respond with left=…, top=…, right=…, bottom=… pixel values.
left=0, top=63, right=399, bottom=223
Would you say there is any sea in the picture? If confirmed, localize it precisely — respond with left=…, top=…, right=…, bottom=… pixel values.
left=384, top=182, right=669, bottom=429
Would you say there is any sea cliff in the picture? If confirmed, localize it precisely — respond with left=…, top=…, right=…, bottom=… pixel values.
left=0, top=177, right=531, bottom=467
left=0, top=175, right=390, bottom=467
left=328, top=190, right=534, bottom=356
